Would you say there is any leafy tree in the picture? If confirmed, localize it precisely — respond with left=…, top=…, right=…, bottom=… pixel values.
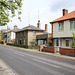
left=71, top=33, right=75, bottom=48
left=0, top=0, right=22, bottom=26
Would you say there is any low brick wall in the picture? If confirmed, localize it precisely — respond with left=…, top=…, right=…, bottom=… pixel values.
left=43, top=46, right=54, bottom=53
left=59, top=47, right=75, bottom=57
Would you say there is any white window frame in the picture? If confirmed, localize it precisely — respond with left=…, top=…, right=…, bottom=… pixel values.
left=65, top=40, right=69, bottom=47
left=59, top=23, right=64, bottom=31
left=70, top=21, right=75, bottom=29
left=54, top=39, right=63, bottom=47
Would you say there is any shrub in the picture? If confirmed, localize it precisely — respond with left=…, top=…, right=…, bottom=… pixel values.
left=71, top=43, right=75, bottom=48
left=71, top=33, right=75, bottom=48
left=0, top=40, right=5, bottom=44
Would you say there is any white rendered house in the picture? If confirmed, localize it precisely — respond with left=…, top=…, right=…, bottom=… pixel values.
left=50, top=9, right=75, bottom=51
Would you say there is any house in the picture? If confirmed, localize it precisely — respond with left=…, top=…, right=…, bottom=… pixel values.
left=15, top=20, right=52, bottom=47
left=7, top=25, right=19, bottom=44
left=36, top=24, right=52, bottom=46
left=50, top=9, right=75, bottom=51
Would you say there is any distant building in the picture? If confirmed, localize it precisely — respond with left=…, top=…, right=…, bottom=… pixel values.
left=50, top=9, right=75, bottom=51
left=7, top=25, right=19, bottom=44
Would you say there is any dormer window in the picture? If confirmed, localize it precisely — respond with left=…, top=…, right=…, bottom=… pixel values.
left=70, top=21, right=75, bottom=29
left=59, top=23, right=64, bottom=31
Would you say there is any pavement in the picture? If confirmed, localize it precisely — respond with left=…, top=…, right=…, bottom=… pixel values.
left=0, top=59, right=15, bottom=75
left=4, top=45, right=75, bottom=61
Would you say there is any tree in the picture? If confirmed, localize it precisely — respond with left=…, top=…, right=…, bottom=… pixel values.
left=0, top=0, right=22, bottom=26
left=71, top=33, right=75, bottom=48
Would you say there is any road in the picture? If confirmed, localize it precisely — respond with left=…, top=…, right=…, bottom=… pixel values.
left=0, top=45, right=75, bottom=75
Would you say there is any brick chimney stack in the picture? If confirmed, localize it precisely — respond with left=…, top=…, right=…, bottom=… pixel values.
left=37, top=20, right=40, bottom=29
left=14, top=25, right=17, bottom=29
left=45, top=24, right=47, bottom=31
left=63, top=9, right=68, bottom=16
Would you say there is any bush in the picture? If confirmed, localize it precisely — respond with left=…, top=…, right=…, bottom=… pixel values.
left=0, top=40, right=5, bottom=44
left=71, top=43, right=75, bottom=48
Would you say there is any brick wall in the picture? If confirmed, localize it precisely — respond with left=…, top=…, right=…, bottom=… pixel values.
left=59, top=47, right=75, bottom=57
left=43, top=46, right=54, bottom=53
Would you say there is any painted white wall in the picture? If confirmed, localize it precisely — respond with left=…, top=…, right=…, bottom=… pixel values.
left=11, top=32, right=15, bottom=39
left=53, top=20, right=75, bottom=37
left=7, top=31, right=15, bottom=40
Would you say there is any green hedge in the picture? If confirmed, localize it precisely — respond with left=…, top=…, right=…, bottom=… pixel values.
left=6, top=43, right=39, bottom=50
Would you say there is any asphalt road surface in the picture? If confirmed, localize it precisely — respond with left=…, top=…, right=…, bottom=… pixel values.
left=0, top=45, right=75, bottom=75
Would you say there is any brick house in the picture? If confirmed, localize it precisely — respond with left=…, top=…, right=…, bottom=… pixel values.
left=15, top=20, right=52, bottom=47
left=50, top=9, right=75, bottom=52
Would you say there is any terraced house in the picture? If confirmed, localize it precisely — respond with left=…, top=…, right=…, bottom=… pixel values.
left=50, top=9, right=75, bottom=51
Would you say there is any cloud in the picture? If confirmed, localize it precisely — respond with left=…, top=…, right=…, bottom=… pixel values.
left=50, top=0, right=75, bottom=12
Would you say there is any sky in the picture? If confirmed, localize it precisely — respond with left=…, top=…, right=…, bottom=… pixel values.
left=0, top=0, right=75, bottom=33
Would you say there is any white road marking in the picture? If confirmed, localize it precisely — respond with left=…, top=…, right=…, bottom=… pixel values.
left=14, top=52, right=24, bottom=56
left=20, top=58, right=62, bottom=75
left=32, top=58, right=60, bottom=68
left=3, top=47, right=75, bottom=70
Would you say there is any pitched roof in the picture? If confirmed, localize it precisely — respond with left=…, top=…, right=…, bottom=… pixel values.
left=7, top=28, right=20, bottom=32
left=15, top=25, right=44, bottom=32
left=50, top=10, right=75, bottom=23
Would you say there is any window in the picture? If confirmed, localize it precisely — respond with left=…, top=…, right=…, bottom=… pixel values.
left=59, top=23, right=64, bottom=30
left=24, top=31, right=25, bottom=36
left=56, top=39, right=59, bottom=46
left=71, top=39, right=75, bottom=43
left=54, top=39, right=63, bottom=47
left=33, top=31, right=36, bottom=36
left=24, top=40, right=25, bottom=45
left=70, top=21, right=75, bottom=29
left=17, top=39, right=18, bottom=44
left=65, top=40, right=69, bottom=47
left=60, top=39, right=62, bottom=46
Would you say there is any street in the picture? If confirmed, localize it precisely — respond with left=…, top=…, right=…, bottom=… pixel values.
left=0, top=45, right=75, bottom=75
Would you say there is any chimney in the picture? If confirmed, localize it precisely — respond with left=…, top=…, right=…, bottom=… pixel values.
left=37, top=20, right=40, bottom=28
left=7, top=26, right=10, bottom=30
left=45, top=24, right=47, bottom=31
left=63, top=9, right=68, bottom=16
left=14, top=25, right=17, bottom=29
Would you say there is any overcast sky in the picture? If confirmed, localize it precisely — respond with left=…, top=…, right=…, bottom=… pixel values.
left=0, top=0, right=75, bottom=33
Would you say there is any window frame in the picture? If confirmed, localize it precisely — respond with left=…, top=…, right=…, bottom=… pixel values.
left=70, top=21, right=75, bottom=30
left=33, top=31, right=36, bottom=36
left=65, top=40, right=69, bottom=47
left=59, top=23, right=64, bottom=31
